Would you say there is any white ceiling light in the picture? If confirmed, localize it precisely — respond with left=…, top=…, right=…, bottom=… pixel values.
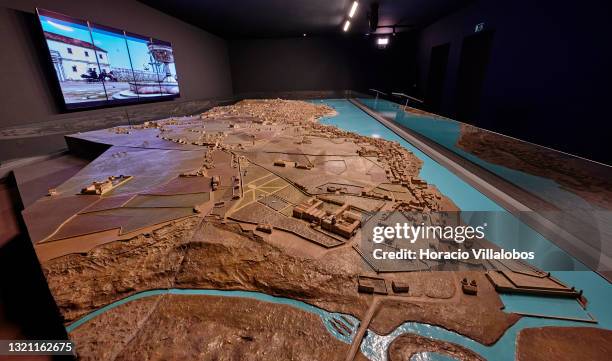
left=343, top=20, right=351, bottom=32
left=349, top=1, right=359, bottom=18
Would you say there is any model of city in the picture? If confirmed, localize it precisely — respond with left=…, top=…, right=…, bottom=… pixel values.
left=22, top=99, right=611, bottom=360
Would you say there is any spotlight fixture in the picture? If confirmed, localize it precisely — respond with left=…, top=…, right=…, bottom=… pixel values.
left=343, top=20, right=351, bottom=32
left=303, top=33, right=307, bottom=37
left=349, top=1, right=359, bottom=18
left=376, top=37, right=389, bottom=48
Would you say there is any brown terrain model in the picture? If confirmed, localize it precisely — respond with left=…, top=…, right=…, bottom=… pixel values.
left=21, top=99, right=609, bottom=360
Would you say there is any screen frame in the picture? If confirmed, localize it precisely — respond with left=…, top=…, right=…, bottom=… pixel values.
left=35, top=8, right=181, bottom=111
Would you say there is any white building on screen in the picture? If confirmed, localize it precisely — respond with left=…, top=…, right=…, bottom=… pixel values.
left=44, top=31, right=110, bottom=81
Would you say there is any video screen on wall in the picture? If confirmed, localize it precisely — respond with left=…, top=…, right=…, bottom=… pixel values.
left=36, top=8, right=180, bottom=109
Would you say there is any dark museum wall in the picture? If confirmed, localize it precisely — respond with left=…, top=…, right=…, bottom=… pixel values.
left=414, top=0, right=612, bottom=164
left=0, top=0, right=233, bottom=162
left=229, top=34, right=418, bottom=96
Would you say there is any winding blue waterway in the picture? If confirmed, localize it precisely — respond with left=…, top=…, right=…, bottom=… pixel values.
left=64, top=285, right=609, bottom=361
left=66, top=288, right=360, bottom=345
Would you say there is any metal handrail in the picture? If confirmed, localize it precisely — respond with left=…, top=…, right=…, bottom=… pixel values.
left=392, top=92, right=424, bottom=110
left=391, top=92, right=424, bottom=103
left=369, top=89, right=388, bottom=106
left=369, top=88, right=388, bottom=96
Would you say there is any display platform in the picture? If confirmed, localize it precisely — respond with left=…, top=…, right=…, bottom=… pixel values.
left=19, top=99, right=612, bottom=360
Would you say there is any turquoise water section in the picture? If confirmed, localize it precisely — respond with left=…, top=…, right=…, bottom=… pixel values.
left=410, top=352, right=459, bottom=361
left=500, top=293, right=591, bottom=320
left=65, top=288, right=360, bottom=344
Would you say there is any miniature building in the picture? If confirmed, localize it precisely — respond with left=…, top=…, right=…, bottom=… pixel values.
left=357, top=284, right=375, bottom=294
left=461, top=278, right=478, bottom=295
left=211, top=176, right=220, bottom=191
left=231, top=176, right=241, bottom=199
left=80, top=175, right=132, bottom=195
left=293, top=198, right=326, bottom=223
left=357, top=147, right=375, bottom=157
left=142, top=121, right=159, bottom=128
left=293, top=198, right=361, bottom=239
left=327, top=185, right=347, bottom=193
left=357, top=276, right=388, bottom=295
left=411, top=177, right=427, bottom=187
left=114, top=127, right=130, bottom=134
left=322, top=203, right=361, bottom=238
left=180, top=170, right=205, bottom=177
left=295, top=162, right=312, bottom=170
left=255, top=223, right=273, bottom=234
left=192, top=132, right=224, bottom=147
left=392, top=281, right=409, bottom=293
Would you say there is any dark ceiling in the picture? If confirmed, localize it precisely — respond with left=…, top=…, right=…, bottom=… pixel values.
left=139, top=0, right=473, bottom=38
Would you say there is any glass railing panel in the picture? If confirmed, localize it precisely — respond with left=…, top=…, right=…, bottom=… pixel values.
left=355, top=95, right=612, bottom=270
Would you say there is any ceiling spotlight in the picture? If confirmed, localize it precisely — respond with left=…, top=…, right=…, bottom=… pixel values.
left=349, top=1, right=359, bottom=18
left=343, top=20, right=351, bottom=32
left=303, top=33, right=307, bottom=37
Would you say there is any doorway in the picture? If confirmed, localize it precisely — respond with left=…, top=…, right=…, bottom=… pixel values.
left=425, top=43, right=450, bottom=114
left=455, top=30, right=494, bottom=124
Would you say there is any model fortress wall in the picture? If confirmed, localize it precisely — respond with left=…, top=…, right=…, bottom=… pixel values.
left=293, top=197, right=361, bottom=238
left=274, top=159, right=313, bottom=170
left=80, top=175, right=133, bottom=195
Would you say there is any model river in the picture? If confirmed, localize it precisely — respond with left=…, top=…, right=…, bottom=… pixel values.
left=66, top=99, right=611, bottom=360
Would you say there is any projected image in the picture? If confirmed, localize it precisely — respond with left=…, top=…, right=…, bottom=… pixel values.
left=124, top=33, right=163, bottom=98
left=37, top=9, right=107, bottom=106
left=124, top=34, right=180, bottom=98
left=36, top=8, right=180, bottom=109
left=89, top=23, right=137, bottom=102
left=150, top=38, right=180, bottom=97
